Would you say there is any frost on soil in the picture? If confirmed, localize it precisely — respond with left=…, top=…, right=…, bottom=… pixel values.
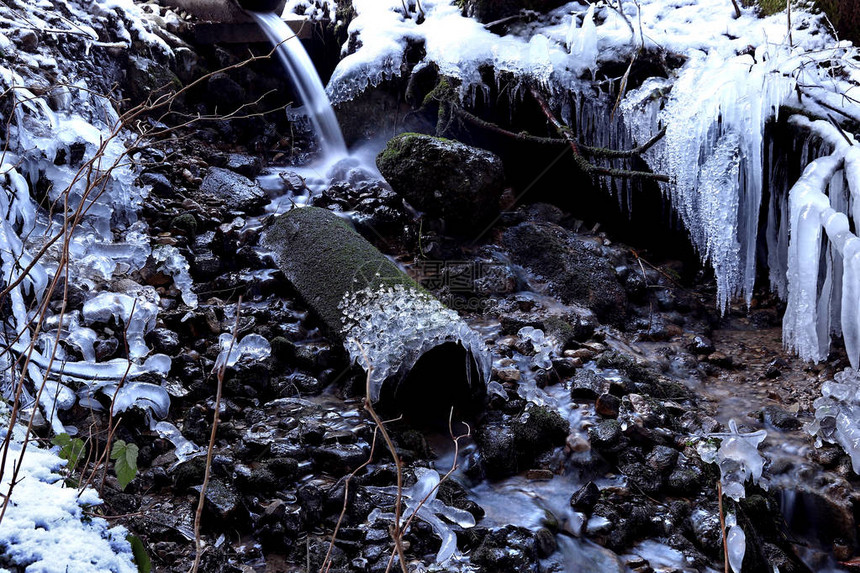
left=0, top=406, right=136, bottom=573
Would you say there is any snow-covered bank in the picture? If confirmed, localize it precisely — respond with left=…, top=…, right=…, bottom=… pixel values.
left=318, top=0, right=860, bottom=367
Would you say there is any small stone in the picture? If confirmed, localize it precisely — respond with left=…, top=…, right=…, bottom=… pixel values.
left=495, top=366, right=521, bottom=383
left=688, top=335, right=715, bottom=355
left=588, top=420, right=627, bottom=454
left=595, top=393, right=620, bottom=418
left=566, top=434, right=590, bottom=453
left=566, top=348, right=596, bottom=361
left=570, top=481, right=600, bottom=511
left=646, top=445, right=679, bottom=474
left=761, top=405, right=801, bottom=430
left=706, top=351, right=733, bottom=368
left=527, top=469, right=554, bottom=481
left=571, top=369, right=608, bottom=399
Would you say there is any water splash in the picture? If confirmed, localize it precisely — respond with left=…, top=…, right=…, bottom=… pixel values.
left=250, top=11, right=347, bottom=159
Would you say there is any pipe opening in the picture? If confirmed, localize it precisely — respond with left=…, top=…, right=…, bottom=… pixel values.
left=383, top=342, right=486, bottom=427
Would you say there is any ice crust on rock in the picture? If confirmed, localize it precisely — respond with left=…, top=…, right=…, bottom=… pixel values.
left=214, top=332, right=273, bottom=371
left=518, top=326, right=553, bottom=369
left=154, top=245, right=198, bottom=308
left=699, top=419, right=767, bottom=502
left=808, top=369, right=860, bottom=474
left=339, top=283, right=490, bottom=403
left=367, top=467, right=476, bottom=564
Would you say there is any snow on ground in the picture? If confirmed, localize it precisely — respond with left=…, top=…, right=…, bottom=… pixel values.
left=0, top=406, right=136, bottom=573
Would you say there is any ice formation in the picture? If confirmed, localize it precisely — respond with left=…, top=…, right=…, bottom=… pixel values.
left=725, top=513, right=746, bottom=573
left=321, top=0, right=860, bottom=369
left=339, top=283, right=490, bottom=403
left=367, top=467, right=476, bottom=564
left=698, top=419, right=767, bottom=502
left=214, top=332, right=273, bottom=371
left=807, top=369, right=860, bottom=474
left=154, top=245, right=198, bottom=308
left=0, top=0, right=183, bottom=439
left=518, top=326, right=553, bottom=369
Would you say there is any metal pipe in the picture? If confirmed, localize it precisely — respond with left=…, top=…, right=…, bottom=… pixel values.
left=262, top=207, right=489, bottom=421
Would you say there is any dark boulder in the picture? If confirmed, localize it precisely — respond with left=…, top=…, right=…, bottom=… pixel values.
left=376, top=133, right=505, bottom=233
left=199, top=167, right=266, bottom=214
left=503, top=222, right=628, bottom=325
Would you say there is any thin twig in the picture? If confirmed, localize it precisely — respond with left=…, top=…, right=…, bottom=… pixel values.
left=529, top=86, right=671, bottom=182
left=718, top=481, right=729, bottom=573
left=190, top=296, right=243, bottom=573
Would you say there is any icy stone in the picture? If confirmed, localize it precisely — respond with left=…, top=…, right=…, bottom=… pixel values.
left=711, top=419, right=767, bottom=501
left=153, top=421, right=201, bottom=462
left=808, top=368, right=860, bottom=474
left=82, top=292, right=159, bottom=360
left=215, top=333, right=272, bottom=370
left=153, top=244, right=198, bottom=308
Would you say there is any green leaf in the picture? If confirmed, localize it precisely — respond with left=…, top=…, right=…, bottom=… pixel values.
left=127, top=534, right=152, bottom=573
left=51, top=433, right=85, bottom=473
left=110, top=440, right=139, bottom=491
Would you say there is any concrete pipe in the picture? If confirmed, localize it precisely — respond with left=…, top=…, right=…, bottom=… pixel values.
left=262, top=207, right=489, bottom=422
left=161, top=0, right=310, bottom=42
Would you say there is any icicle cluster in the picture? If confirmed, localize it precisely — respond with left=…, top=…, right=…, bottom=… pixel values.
left=339, top=283, right=490, bottom=402
left=807, top=369, right=860, bottom=474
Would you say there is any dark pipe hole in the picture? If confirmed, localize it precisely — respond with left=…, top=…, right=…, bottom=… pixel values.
left=381, top=342, right=485, bottom=429
left=234, top=0, right=284, bottom=12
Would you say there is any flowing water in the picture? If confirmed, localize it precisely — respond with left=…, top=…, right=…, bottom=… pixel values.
left=249, top=11, right=347, bottom=159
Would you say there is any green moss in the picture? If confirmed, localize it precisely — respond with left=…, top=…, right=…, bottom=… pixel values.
left=263, top=207, right=425, bottom=336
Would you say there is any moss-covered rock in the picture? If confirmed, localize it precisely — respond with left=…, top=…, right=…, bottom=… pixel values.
left=376, top=133, right=506, bottom=233
left=262, top=206, right=419, bottom=335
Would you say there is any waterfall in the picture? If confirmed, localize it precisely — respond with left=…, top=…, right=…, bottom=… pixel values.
left=249, top=11, right=347, bottom=158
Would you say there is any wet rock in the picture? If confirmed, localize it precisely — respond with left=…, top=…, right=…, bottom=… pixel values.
left=690, top=509, right=722, bottom=554
left=760, top=405, right=801, bottom=430
left=206, top=72, right=246, bottom=112
left=619, top=461, right=662, bottom=494
left=471, top=525, right=540, bottom=573
left=224, top=153, right=262, bottom=178
left=199, top=167, right=266, bottom=214
left=596, top=393, right=620, bottom=418
left=646, top=445, right=679, bottom=474
left=503, top=222, right=628, bottom=325
left=376, top=133, right=505, bottom=232
left=589, top=419, right=628, bottom=454
left=513, top=406, right=569, bottom=458
left=146, top=327, right=181, bottom=355
left=572, top=369, right=608, bottom=399
left=196, top=478, right=244, bottom=522
left=140, top=172, right=172, bottom=197
left=688, top=335, right=715, bottom=355
left=570, top=481, right=601, bottom=512
left=94, top=337, right=119, bottom=361
left=126, top=55, right=181, bottom=107
left=535, top=527, right=557, bottom=558
left=190, top=251, right=222, bottom=280
left=312, top=443, right=370, bottom=474
left=623, top=393, right=672, bottom=428
left=170, top=213, right=198, bottom=238
left=667, top=460, right=704, bottom=494
left=476, top=420, right=517, bottom=477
